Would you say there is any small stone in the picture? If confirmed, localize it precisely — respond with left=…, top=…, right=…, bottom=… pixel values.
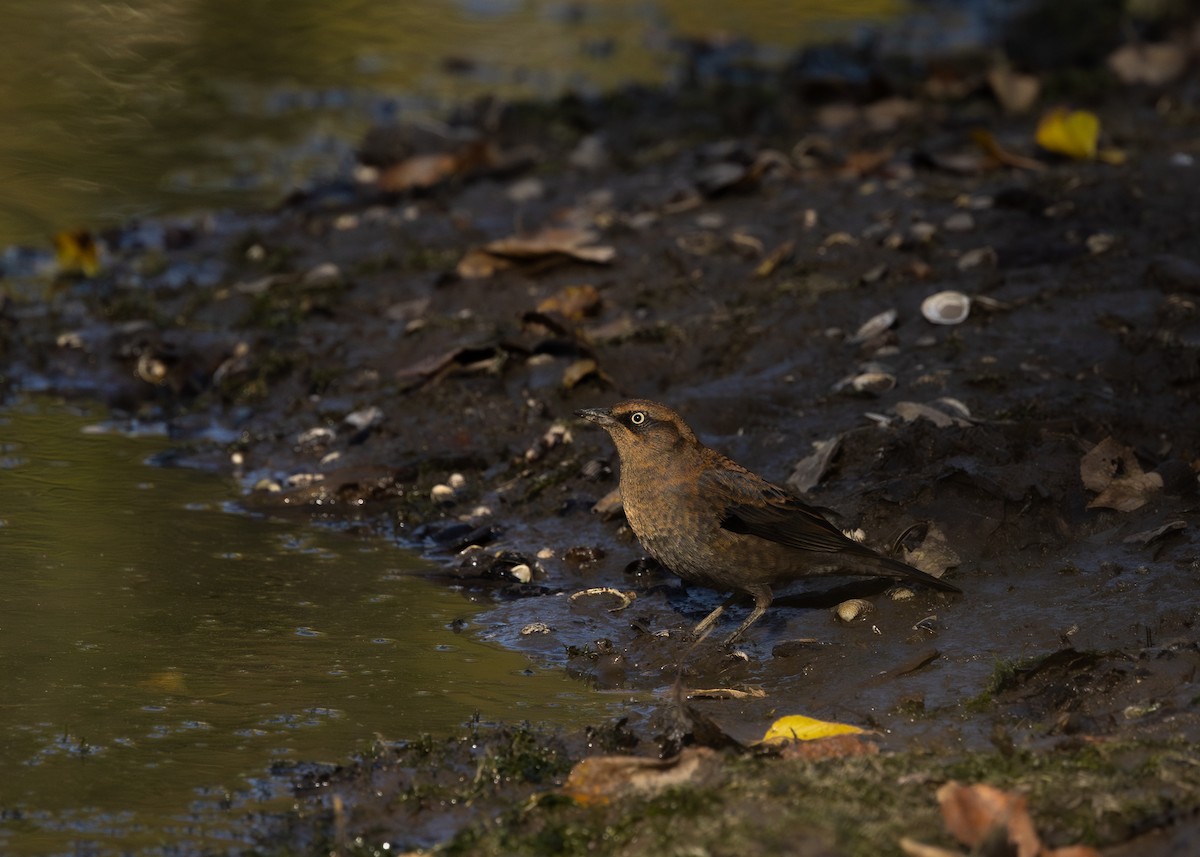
left=509, top=564, right=533, bottom=584
left=302, top=262, right=341, bottom=286
left=1086, top=233, right=1116, bottom=255
left=909, top=222, right=937, bottom=243
left=890, top=587, right=916, bottom=601
left=536, top=548, right=555, bottom=560
left=448, top=472, right=466, bottom=490
left=521, top=622, right=553, bottom=636
left=860, top=264, right=888, bottom=284
left=957, top=246, right=997, bottom=271
left=430, top=484, right=455, bottom=503
left=942, top=212, right=975, bottom=232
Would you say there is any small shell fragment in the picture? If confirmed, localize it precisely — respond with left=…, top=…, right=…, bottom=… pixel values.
left=508, top=563, right=533, bottom=584
left=569, top=587, right=636, bottom=612
left=835, top=598, right=874, bottom=623
left=921, top=290, right=971, bottom=325
left=850, top=309, right=897, bottom=343
left=430, top=484, right=455, bottom=503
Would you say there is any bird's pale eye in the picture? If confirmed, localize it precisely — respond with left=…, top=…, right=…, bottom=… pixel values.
left=630, top=411, right=646, bottom=425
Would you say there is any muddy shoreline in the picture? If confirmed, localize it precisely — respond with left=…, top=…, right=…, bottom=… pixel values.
left=4, top=13, right=1200, bottom=855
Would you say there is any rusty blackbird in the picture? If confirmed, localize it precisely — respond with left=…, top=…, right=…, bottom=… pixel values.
left=578, top=399, right=960, bottom=643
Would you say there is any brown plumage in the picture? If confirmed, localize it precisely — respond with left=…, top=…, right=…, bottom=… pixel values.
left=577, top=399, right=961, bottom=644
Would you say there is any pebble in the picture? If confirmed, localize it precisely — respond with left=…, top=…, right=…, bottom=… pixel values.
left=942, top=212, right=975, bottom=232
left=521, top=622, right=553, bottom=636
left=957, top=246, right=997, bottom=271
left=448, top=472, right=466, bottom=490
left=909, top=222, right=937, bottom=243
left=430, top=484, right=455, bottom=503
left=508, top=564, right=533, bottom=584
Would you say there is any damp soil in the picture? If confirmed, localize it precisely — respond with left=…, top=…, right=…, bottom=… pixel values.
left=3, top=20, right=1200, bottom=857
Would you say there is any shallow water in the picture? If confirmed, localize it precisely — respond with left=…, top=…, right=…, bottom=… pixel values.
left=0, top=397, right=624, bottom=854
left=0, top=0, right=904, bottom=249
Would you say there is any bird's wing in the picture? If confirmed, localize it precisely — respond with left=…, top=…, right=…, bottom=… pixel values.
left=704, top=465, right=963, bottom=593
left=701, top=466, right=855, bottom=555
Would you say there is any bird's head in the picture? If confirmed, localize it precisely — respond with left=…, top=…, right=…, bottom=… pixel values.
left=575, top=399, right=698, bottom=459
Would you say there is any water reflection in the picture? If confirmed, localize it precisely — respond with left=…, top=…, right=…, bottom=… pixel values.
left=0, top=0, right=901, bottom=248
left=0, top=397, right=616, bottom=854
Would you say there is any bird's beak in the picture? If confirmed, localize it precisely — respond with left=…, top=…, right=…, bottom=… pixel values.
left=576, top=407, right=616, bottom=427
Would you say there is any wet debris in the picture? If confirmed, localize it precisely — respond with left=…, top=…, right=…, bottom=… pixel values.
left=590, top=487, right=625, bottom=520
left=457, top=226, right=616, bottom=279
left=562, top=545, right=605, bottom=564
left=425, top=521, right=500, bottom=552
left=850, top=308, right=897, bottom=344
left=524, top=421, right=572, bottom=463
left=396, top=342, right=522, bottom=390
left=956, top=246, right=997, bottom=271
left=900, top=523, right=961, bottom=580
left=834, top=598, right=874, bottom=623
left=457, top=548, right=538, bottom=584
left=1122, top=520, right=1186, bottom=547
left=1080, top=436, right=1163, bottom=512
left=900, top=781, right=1101, bottom=857
left=771, top=638, right=828, bottom=660
left=520, top=621, right=553, bottom=636
left=787, top=434, right=842, bottom=494
left=568, top=587, right=635, bottom=612
left=921, top=290, right=971, bottom=325
left=688, top=686, right=767, bottom=700
left=835, top=369, right=897, bottom=396
left=561, top=747, right=717, bottom=805
left=891, top=399, right=974, bottom=428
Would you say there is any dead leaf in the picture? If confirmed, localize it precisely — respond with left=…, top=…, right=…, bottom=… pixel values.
left=378, top=152, right=460, bottom=192
left=456, top=247, right=512, bottom=279
left=902, top=523, right=960, bottom=578
left=754, top=239, right=795, bottom=278
left=1122, top=520, right=1186, bottom=546
left=537, top=284, right=602, bottom=321
left=458, top=227, right=615, bottom=279
left=561, top=358, right=612, bottom=392
left=863, top=97, right=921, bottom=131
left=987, top=65, right=1041, bottom=113
left=1036, top=107, right=1099, bottom=160
left=760, top=713, right=865, bottom=745
left=54, top=230, right=101, bottom=276
left=1108, top=42, right=1187, bottom=86
left=562, top=747, right=716, bottom=805
left=778, top=733, right=879, bottom=761
left=1080, top=437, right=1162, bottom=512
left=898, top=837, right=962, bottom=857
left=841, top=148, right=895, bottom=178
left=970, top=129, right=1047, bottom=171
left=787, top=434, right=842, bottom=494
left=486, top=227, right=615, bottom=262
left=938, top=782, right=1042, bottom=857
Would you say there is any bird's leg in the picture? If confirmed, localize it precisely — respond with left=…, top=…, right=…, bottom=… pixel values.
left=722, top=585, right=773, bottom=646
left=689, top=591, right=744, bottom=646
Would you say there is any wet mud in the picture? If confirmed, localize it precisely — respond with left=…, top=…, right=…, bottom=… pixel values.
left=4, top=12, right=1200, bottom=856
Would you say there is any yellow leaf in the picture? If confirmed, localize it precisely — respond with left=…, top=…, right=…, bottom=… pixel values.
left=760, top=713, right=865, bottom=744
left=54, top=229, right=100, bottom=276
left=1035, top=108, right=1099, bottom=160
